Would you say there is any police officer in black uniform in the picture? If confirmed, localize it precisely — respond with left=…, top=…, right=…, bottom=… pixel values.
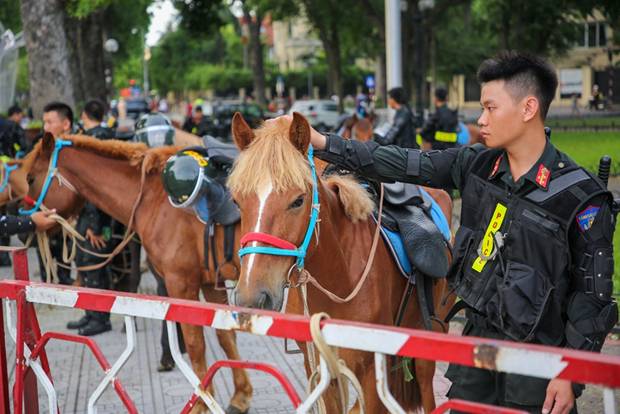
left=66, top=100, right=115, bottom=336
left=307, top=51, right=617, bottom=414
left=419, top=87, right=459, bottom=150
left=374, top=87, right=418, bottom=148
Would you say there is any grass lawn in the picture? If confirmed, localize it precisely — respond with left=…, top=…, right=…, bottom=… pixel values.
left=552, top=131, right=620, bottom=175
left=552, top=131, right=620, bottom=297
left=546, top=116, right=620, bottom=128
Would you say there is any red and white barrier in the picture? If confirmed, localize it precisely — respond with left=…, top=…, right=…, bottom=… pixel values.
left=1, top=277, right=619, bottom=413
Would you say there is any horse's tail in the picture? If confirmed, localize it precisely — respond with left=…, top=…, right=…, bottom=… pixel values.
left=388, top=356, right=422, bottom=412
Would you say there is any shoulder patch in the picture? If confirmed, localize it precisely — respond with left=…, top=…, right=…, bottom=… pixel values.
left=576, top=205, right=600, bottom=232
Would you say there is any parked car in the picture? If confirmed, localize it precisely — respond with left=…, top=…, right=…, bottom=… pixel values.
left=209, top=102, right=264, bottom=141
left=125, top=98, right=150, bottom=120
left=288, top=99, right=340, bottom=131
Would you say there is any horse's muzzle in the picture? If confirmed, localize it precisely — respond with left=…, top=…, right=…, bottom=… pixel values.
left=232, top=286, right=284, bottom=311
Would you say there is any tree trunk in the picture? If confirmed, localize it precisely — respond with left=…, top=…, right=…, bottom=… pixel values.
left=243, top=6, right=266, bottom=106
left=375, top=50, right=387, bottom=106
left=318, top=25, right=343, bottom=112
left=20, top=0, right=75, bottom=118
left=65, top=11, right=107, bottom=107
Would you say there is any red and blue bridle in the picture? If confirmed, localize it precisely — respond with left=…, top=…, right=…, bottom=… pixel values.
left=19, top=139, right=73, bottom=215
left=238, top=145, right=320, bottom=270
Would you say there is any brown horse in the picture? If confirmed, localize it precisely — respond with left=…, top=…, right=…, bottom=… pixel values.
left=228, top=113, right=454, bottom=413
left=20, top=134, right=252, bottom=414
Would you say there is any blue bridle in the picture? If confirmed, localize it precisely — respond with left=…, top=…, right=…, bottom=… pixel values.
left=238, top=145, right=320, bottom=270
left=0, top=163, right=18, bottom=193
left=19, top=139, right=73, bottom=215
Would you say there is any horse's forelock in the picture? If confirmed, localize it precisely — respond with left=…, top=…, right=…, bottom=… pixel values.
left=228, top=120, right=313, bottom=197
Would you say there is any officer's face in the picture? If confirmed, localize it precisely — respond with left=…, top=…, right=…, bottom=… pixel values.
left=477, top=80, right=525, bottom=149
left=43, top=111, right=71, bottom=138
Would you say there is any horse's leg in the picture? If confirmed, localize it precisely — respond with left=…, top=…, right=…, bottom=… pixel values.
left=348, top=356, right=385, bottom=414
left=165, top=275, right=210, bottom=414
left=202, top=286, right=253, bottom=413
left=414, top=358, right=436, bottom=413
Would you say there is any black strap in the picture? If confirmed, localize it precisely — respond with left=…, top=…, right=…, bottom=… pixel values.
left=203, top=222, right=211, bottom=270
left=443, top=300, right=469, bottom=324
left=406, top=149, right=421, bottom=176
left=223, top=224, right=235, bottom=262
left=526, top=168, right=590, bottom=203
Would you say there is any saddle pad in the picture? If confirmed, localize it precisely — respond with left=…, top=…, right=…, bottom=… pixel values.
left=418, top=187, right=452, bottom=242
left=372, top=215, right=414, bottom=279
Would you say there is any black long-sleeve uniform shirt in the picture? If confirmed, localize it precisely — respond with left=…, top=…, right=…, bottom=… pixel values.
left=316, top=134, right=616, bottom=352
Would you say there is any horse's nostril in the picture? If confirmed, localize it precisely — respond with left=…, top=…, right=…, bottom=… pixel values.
left=257, top=290, right=274, bottom=310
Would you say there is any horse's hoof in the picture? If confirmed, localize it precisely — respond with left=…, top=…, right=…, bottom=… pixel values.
left=225, top=405, right=249, bottom=414
left=157, top=360, right=175, bottom=372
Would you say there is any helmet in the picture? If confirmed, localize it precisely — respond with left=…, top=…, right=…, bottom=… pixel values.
left=134, top=112, right=174, bottom=147
left=162, top=149, right=226, bottom=221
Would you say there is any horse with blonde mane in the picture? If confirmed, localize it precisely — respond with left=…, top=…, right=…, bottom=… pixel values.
left=228, top=113, right=454, bottom=413
left=20, top=133, right=252, bottom=414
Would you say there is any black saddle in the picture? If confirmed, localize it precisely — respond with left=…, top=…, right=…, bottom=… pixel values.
left=381, top=182, right=449, bottom=279
left=202, top=135, right=239, bottom=164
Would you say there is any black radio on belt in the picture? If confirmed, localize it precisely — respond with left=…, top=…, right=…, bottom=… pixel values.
left=599, top=155, right=620, bottom=217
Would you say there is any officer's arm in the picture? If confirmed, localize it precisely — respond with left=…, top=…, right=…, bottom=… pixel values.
left=565, top=195, right=617, bottom=353
left=82, top=202, right=105, bottom=235
left=314, top=133, right=482, bottom=190
left=0, top=215, right=35, bottom=236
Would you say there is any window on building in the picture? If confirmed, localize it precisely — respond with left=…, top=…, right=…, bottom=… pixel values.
left=581, top=22, right=607, bottom=48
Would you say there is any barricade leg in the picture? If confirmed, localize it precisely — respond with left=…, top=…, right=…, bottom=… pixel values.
left=5, top=299, right=58, bottom=414
left=166, top=321, right=225, bottom=414
left=0, top=299, right=9, bottom=414
left=295, top=356, right=331, bottom=414
left=374, top=353, right=405, bottom=414
left=87, top=316, right=137, bottom=414
left=603, top=388, right=617, bottom=414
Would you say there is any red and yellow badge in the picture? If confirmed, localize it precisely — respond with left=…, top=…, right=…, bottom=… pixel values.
left=489, top=155, right=503, bottom=178
left=535, top=164, right=550, bottom=188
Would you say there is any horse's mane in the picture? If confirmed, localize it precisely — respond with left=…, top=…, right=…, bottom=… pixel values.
left=27, top=134, right=182, bottom=174
left=227, top=117, right=374, bottom=222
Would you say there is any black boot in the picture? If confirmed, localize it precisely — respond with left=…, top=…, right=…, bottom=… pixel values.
left=67, top=314, right=91, bottom=330
left=78, top=318, right=111, bottom=336
left=0, top=252, right=11, bottom=267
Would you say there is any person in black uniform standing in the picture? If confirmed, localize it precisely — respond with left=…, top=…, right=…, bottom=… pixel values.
left=66, top=99, right=115, bottom=336
left=374, top=87, right=418, bottom=148
left=419, top=87, right=459, bottom=150
left=307, top=51, right=616, bottom=414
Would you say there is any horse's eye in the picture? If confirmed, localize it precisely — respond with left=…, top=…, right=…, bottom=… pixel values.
left=288, top=195, right=304, bottom=210
left=27, top=175, right=34, bottom=185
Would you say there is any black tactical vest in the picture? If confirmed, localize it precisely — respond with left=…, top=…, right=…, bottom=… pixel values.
left=449, top=149, right=611, bottom=346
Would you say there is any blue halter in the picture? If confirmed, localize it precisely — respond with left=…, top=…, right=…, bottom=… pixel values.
left=0, top=163, right=18, bottom=193
left=238, top=145, right=320, bottom=270
left=19, top=139, right=73, bottom=215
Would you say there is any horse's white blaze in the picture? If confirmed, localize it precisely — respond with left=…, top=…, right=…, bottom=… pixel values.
left=244, top=180, right=273, bottom=276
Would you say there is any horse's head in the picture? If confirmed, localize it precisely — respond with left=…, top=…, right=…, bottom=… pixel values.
left=228, top=112, right=316, bottom=311
left=22, top=133, right=83, bottom=217
left=0, top=159, right=28, bottom=207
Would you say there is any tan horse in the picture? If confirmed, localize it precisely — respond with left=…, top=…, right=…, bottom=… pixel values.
left=228, top=113, right=454, bottom=413
left=21, top=134, right=252, bottom=414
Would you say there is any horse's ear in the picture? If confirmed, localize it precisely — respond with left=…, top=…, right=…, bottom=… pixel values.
left=289, top=112, right=310, bottom=154
left=41, top=132, right=55, bottom=156
left=231, top=112, right=255, bottom=151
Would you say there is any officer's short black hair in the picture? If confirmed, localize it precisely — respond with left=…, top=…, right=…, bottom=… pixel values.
left=477, top=51, right=558, bottom=119
left=194, top=106, right=203, bottom=113
left=388, top=87, right=408, bottom=105
left=7, top=105, right=22, bottom=117
left=434, top=87, right=448, bottom=101
left=43, top=102, right=74, bottom=127
left=83, top=99, right=105, bottom=122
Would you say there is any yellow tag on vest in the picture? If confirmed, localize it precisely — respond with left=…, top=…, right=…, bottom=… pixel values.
left=434, top=131, right=458, bottom=142
left=472, top=203, right=507, bottom=272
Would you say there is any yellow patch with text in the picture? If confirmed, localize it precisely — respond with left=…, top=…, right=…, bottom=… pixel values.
left=182, top=150, right=208, bottom=167
left=472, top=203, right=507, bottom=272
